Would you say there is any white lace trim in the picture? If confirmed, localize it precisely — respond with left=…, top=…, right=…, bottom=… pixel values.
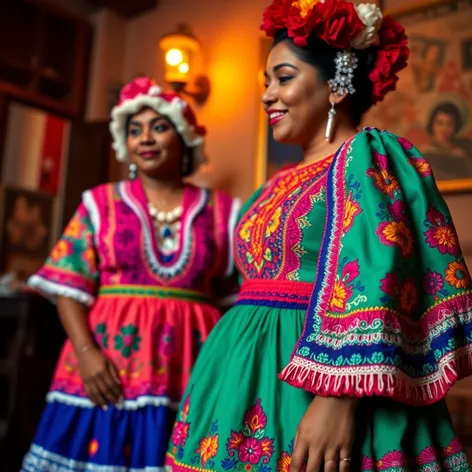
left=83, top=190, right=100, bottom=248
left=46, top=391, right=179, bottom=411
left=28, top=275, right=95, bottom=307
left=225, top=198, right=242, bottom=277
left=22, top=444, right=165, bottom=472
left=120, top=182, right=208, bottom=279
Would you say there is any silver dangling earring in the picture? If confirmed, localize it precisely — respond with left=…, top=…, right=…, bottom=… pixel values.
left=129, top=163, right=137, bottom=179
left=325, top=101, right=336, bottom=142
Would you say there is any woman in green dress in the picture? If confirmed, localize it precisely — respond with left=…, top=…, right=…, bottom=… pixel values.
left=166, top=1, right=472, bottom=470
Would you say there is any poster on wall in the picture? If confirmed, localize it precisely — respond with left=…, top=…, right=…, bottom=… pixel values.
left=363, top=0, right=472, bottom=193
left=0, top=187, right=55, bottom=280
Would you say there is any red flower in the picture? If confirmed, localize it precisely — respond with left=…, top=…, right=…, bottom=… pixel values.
left=369, top=16, right=410, bottom=104
left=286, top=5, right=314, bottom=47
left=261, top=0, right=292, bottom=37
left=313, top=0, right=364, bottom=49
left=244, top=399, right=267, bottom=433
left=286, top=0, right=364, bottom=48
left=239, top=438, right=262, bottom=464
left=171, top=421, right=189, bottom=447
left=424, top=206, right=458, bottom=256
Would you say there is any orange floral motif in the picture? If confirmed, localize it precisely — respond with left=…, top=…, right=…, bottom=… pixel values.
left=63, top=218, right=83, bottom=238
left=196, top=434, right=219, bottom=467
left=343, top=191, right=362, bottom=234
left=410, top=157, right=432, bottom=177
left=445, top=261, right=471, bottom=290
left=50, top=240, right=72, bottom=262
left=366, top=152, right=400, bottom=198
left=83, top=247, right=96, bottom=270
left=330, top=280, right=350, bottom=311
left=277, top=451, right=291, bottom=472
left=376, top=221, right=413, bottom=258
left=329, top=260, right=361, bottom=312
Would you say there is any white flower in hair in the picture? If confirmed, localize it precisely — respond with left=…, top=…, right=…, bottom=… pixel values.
left=351, top=3, right=383, bottom=50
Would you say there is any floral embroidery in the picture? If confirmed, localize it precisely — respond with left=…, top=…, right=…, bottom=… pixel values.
left=95, top=323, right=109, bottom=349
left=63, top=218, right=83, bottom=238
left=366, top=151, right=400, bottom=198
left=329, top=259, right=363, bottom=312
left=424, top=206, right=458, bottom=256
left=50, top=240, right=72, bottom=262
left=170, top=394, right=192, bottom=460
left=222, top=399, right=274, bottom=471
left=88, top=439, right=99, bottom=457
left=156, top=323, right=176, bottom=359
left=266, top=207, right=282, bottom=237
left=173, top=421, right=190, bottom=448
left=114, top=324, right=142, bottom=358
left=343, top=190, right=362, bottom=234
left=422, top=269, right=448, bottom=300
left=445, top=260, right=471, bottom=290
left=375, top=200, right=414, bottom=257
left=63, top=352, right=78, bottom=373
left=360, top=436, right=468, bottom=471
left=410, top=157, right=432, bottom=177
left=380, top=273, right=418, bottom=314
left=195, top=420, right=219, bottom=468
left=83, top=247, right=97, bottom=270
left=235, top=158, right=331, bottom=280
left=276, top=440, right=293, bottom=472
left=423, top=269, right=444, bottom=296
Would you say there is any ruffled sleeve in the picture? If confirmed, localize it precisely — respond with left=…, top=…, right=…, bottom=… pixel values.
left=279, top=128, right=472, bottom=405
left=28, top=192, right=99, bottom=306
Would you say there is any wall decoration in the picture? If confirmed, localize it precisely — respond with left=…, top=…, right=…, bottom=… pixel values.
left=0, top=187, right=55, bottom=280
left=363, top=0, right=472, bottom=193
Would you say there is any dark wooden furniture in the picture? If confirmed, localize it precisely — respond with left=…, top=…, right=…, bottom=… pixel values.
left=0, top=294, right=64, bottom=471
left=0, top=0, right=92, bottom=118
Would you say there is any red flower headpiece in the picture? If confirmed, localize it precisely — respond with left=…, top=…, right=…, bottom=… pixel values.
left=261, top=0, right=410, bottom=104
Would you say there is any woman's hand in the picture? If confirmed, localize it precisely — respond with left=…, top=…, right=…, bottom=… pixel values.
left=78, top=347, right=122, bottom=408
left=290, top=396, right=358, bottom=472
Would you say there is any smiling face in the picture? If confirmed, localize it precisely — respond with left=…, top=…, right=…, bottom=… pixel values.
left=126, top=107, right=185, bottom=180
left=262, top=40, right=332, bottom=147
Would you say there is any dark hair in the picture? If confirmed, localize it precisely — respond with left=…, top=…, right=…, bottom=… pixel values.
left=272, top=29, right=377, bottom=125
left=125, top=113, right=195, bottom=176
left=427, top=102, right=462, bottom=136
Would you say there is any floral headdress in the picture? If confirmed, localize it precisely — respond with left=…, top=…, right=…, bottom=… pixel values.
left=261, top=0, right=410, bottom=104
left=110, top=77, right=206, bottom=162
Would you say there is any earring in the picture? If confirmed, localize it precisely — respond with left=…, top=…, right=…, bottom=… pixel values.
left=325, top=101, right=336, bottom=142
left=181, top=155, right=190, bottom=176
left=129, top=163, right=137, bottom=179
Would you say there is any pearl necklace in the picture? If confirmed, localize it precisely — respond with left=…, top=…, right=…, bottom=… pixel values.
left=147, top=202, right=183, bottom=223
left=147, top=202, right=183, bottom=255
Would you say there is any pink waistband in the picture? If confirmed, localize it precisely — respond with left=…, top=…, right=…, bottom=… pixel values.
left=237, top=279, right=312, bottom=309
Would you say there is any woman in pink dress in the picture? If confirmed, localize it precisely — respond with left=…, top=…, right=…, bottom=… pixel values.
left=22, top=77, right=240, bottom=472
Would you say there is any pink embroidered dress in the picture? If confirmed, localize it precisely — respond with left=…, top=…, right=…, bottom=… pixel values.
left=22, top=179, right=240, bottom=472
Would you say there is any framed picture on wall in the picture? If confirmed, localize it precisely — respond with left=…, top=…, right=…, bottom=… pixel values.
left=0, top=187, right=56, bottom=280
left=363, top=0, right=472, bottom=193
